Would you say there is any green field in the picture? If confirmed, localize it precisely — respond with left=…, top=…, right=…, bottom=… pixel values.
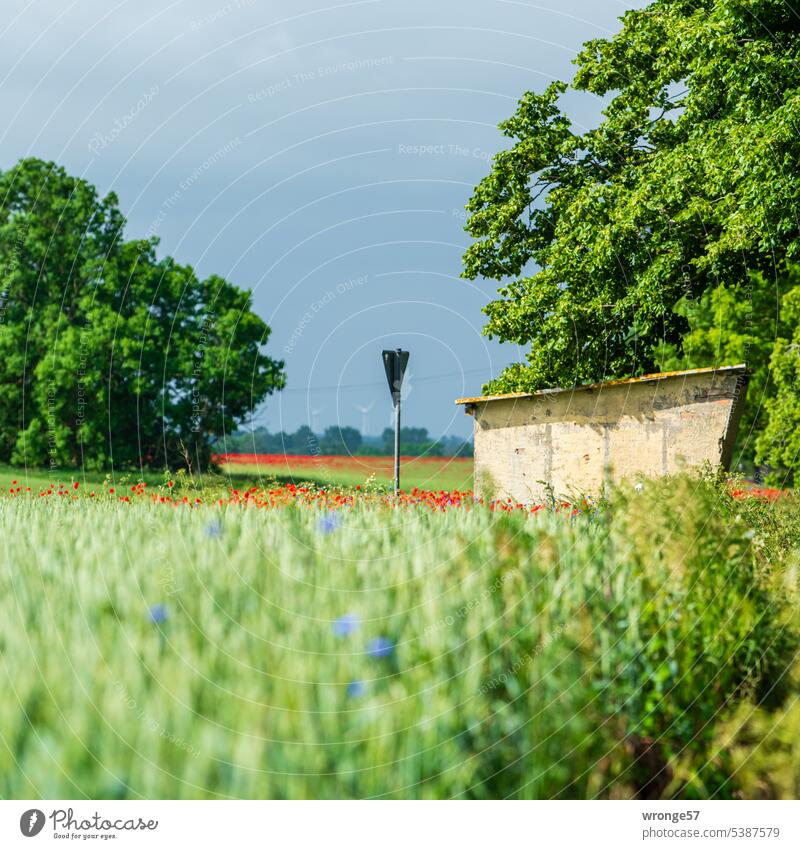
left=0, top=464, right=178, bottom=492
left=216, top=455, right=474, bottom=492
left=0, top=455, right=474, bottom=496
left=1, top=474, right=798, bottom=799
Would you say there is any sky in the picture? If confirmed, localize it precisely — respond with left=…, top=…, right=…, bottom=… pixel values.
left=1, top=0, right=646, bottom=438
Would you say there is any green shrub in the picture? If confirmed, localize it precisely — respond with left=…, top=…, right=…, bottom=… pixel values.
left=593, top=477, right=797, bottom=795
left=707, top=661, right=800, bottom=799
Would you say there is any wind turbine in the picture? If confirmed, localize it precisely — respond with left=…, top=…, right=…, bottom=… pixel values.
left=385, top=366, right=414, bottom=426
left=311, top=407, right=324, bottom=434
left=355, top=401, right=375, bottom=436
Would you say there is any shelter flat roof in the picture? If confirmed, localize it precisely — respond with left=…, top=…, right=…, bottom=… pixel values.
left=455, top=364, right=747, bottom=405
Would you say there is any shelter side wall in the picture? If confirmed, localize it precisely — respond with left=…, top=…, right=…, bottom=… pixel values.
left=472, top=371, right=743, bottom=503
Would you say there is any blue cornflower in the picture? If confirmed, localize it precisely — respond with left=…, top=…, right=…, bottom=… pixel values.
left=206, top=519, right=223, bottom=538
left=317, top=513, right=341, bottom=534
left=366, top=636, right=395, bottom=658
left=346, top=680, right=367, bottom=698
left=333, top=613, right=360, bottom=637
left=148, top=603, right=168, bottom=624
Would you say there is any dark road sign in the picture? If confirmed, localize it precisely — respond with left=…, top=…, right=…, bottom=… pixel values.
left=382, top=349, right=409, bottom=403
left=382, top=348, right=409, bottom=494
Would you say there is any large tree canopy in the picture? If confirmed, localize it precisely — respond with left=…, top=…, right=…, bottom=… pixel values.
left=654, top=269, right=793, bottom=471
left=0, top=158, right=285, bottom=470
left=463, top=0, right=800, bottom=396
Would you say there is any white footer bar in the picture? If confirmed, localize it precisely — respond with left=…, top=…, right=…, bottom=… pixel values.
left=2, top=800, right=798, bottom=848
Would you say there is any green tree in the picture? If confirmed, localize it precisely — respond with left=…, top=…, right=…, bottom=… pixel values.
left=0, top=158, right=285, bottom=470
left=380, top=426, right=443, bottom=457
left=462, top=0, right=800, bottom=394
left=756, top=285, right=800, bottom=483
left=320, top=425, right=362, bottom=455
left=287, top=425, right=316, bottom=454
left=654, top=270, right=792, bottom=469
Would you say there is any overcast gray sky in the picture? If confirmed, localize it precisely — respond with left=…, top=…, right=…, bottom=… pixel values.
left=1, top=0, right=646, bottom=438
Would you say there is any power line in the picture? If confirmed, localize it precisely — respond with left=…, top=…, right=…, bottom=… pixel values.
left=277, top=367, right=492, bottom=395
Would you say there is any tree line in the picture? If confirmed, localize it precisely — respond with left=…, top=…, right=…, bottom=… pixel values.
left=219, top=425, right=473, bottom=457
left=0, top=158, right=285, bottom=470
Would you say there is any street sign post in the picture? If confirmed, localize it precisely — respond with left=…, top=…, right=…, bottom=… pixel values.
left=382, top=348, right=409, bottom=494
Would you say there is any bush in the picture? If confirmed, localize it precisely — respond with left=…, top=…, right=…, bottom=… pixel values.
left=594, top=477, right=797, bottom=795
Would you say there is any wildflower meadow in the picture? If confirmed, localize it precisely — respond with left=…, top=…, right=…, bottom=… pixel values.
left=1, top=472, right=798, bottom=799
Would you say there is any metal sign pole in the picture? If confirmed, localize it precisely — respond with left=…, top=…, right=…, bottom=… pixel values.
left=393, top=348, right=401, bottom=495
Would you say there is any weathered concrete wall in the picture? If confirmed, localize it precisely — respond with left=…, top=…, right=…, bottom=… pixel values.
left=457, top=366, right=748, bottom=503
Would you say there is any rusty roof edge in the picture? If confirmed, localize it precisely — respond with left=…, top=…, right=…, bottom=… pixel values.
left=455, top=364, right=748, bottom=405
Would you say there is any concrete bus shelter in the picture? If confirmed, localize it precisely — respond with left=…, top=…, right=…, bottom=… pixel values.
left=456, top=364, right=748, bottom=503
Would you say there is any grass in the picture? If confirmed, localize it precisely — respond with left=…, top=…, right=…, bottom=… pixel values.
left=0, top=473, right=797, bottom=799
left=0, top=464, right=166, bottom=492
